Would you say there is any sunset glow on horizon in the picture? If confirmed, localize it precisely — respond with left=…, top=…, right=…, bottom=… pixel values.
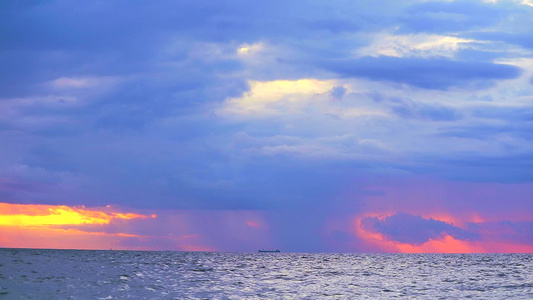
left=0, top=203, right=154, bottom=227
left=352, top=212, right=533, bottom=253
left=0, top=203, right=158, bottom=250
left=1, top=202, right=530, bottom=253
left=0, top=202, right=272, bottom=252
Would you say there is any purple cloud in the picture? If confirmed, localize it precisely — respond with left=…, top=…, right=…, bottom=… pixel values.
left=361, top=212, right=480, bottom=245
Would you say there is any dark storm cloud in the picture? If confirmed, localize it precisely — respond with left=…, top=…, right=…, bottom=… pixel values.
left=0, top=0, right=377, bottom=211
left=0, top=0, right=412, bottom=98
left=361, top=212, right=533, bottom=246
left=0, top=0, right=523, bottom=101
left=320, top=56, right=522, bottom=90
left=399, top=0, right=518, bottom=34
left=408, top=151, right=533, bottom=183
left=455, top=48, right=512, bottom=63
left=437, top=105, right=533, bottom=141
left=0, top=0, right=531, bottom=217
left=384, top=97, right=462, bottom=121
left=466, top=220, right=533, bottom=245
left=329, top=86, right=348, bottom=100
left=0, top=0, right=247, bottom=98
left=471, top=106, right=533, bottom=122
left=361, top=212, right=479, bottom=244
left=306, top=19, right=361, bottom=33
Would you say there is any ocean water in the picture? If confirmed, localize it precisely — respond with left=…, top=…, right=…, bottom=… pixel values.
left=0, top=249, right=531, bottom=299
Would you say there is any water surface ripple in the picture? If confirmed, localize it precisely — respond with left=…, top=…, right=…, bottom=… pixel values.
left=0, top=249, right=531, bottom=299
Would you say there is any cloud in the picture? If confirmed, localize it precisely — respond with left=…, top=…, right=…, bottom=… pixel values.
left=51, top=77, right=99, bottom=89
left=0, top=202, right=275, bottom=251
left=237, top=42, right=264, bottom=56
left=386, top=97, right=463, bottom=121
left=0, top=203, right=153, bottom=227
left=219, top=79, right=339, bottom=116
left=0, top=202, right=158, bottom=250
left=0, top=0, right=531, bottom=252
left=354, top=210, right=533, bottom=252
left=361, top=212, right=479, bottom=244
left=320, top=56, right=522, bottom=89
left=400, top=0, right=518, bottom=34
left=519, top=0, right=533, bottom=7
left=329, top=85, right=347, bottom=99
left=466, top=220, right=533, bottom=245
left=355, top=33, right=476, bottom=58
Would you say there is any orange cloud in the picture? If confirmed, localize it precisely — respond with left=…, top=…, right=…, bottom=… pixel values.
left=0, top=203, right=223, bottom=251
left=0, top=225, right=145, bottom=250
left=0, top=203, right=159, bottom=250
left=353, top=212, right=533, bottom=253
left=0, top=203, right=152, bottom=227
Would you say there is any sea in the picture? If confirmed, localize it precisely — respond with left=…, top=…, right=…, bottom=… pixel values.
left=0, top=248, right=531, bottom=299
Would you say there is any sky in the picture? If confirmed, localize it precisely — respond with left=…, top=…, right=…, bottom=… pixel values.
left=0, top=0, right=532, bottom=253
